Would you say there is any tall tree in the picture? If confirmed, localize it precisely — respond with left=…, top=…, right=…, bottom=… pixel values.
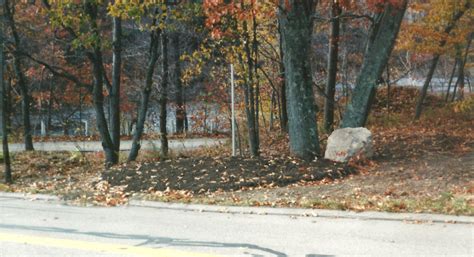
left=160, top=30, right=169, bottom=158
left=173, top=33, right=186, bottom=134
left=128, top=8, right=162, bottom=162
left=445, top=57, right=458, bottom=102
left=4, top=0, right=33, bottom=150
left=323, top=0, right=341, bottom=132
left=110, top=13, right=122, bottom=158
left=341, top=0, right=407, bottom=128
left=278, top=0, right=320, bottom=160
left=414, top=0, right=471, bottom=119
left=240, top=2, right=259, bottom=157
left=203, top=0, right=264, bottom=156
left=452, top=33, right=472, bottom=101
left=38, top=0, right=121, bottom=165
left=85, top=3, right=119, bottom=165
left=0, top=1, right=12, bottom=183
left=277, top=20, right=288, bottom=133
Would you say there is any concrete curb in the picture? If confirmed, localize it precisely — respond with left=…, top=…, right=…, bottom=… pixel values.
left=0, top=192, right=60, bottom=202
left=2, top=191, right=472, bottom=224
left=129, top=200, right=474, bottom=225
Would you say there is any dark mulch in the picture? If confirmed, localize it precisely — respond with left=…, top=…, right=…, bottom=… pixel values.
left=102, top=156, right=354, bottom=194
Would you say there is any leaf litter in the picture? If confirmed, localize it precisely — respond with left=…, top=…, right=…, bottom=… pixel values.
left=0, top=88, right=472, bottom=214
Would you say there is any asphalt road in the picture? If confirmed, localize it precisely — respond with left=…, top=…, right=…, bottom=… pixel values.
left=0, top=193, right=473, bottom=256
left=4, top=138, right=227, bottom=153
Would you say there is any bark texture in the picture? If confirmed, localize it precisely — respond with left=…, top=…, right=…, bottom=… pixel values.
left=445, top=58, right=458, bottom=102
left=277, top=20, right=288, bottom=132
left=128, top=24, right=161, bottom=162
left=160, top=31, right=169, bottom=158
left=5, top=0, right=33, bottom=150
left=323, top=1, right=341, bottom=132
left=452, top=34, right=472, bottom=101
left=110, top=16, right=122, bottom=156
left=0, top=13, right=12, bottom=183
left=279, top=0, right=320, bottom=160
left=86, top=3, right=117, bottom=166
left=240, top=15, right=259, bottom=156
left=341, top=1, right=407, bottom=128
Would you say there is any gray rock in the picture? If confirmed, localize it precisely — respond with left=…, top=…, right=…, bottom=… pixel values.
left=324, top=127, right=373, bottom=162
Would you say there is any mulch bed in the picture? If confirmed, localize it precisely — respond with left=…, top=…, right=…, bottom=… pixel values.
left=102, top=156, right=354, bottom=194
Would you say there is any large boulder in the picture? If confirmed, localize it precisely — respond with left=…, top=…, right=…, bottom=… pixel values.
left=324, top=127, right=373, bottom=163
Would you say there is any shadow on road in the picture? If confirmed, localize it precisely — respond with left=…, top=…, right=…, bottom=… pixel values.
left=0, top=223, right=288, bottom=256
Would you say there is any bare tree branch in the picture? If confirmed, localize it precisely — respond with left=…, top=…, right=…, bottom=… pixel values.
left=20, top=50, right=92, bottom=92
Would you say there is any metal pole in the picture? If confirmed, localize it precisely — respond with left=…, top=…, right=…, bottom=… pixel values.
left=231, top=64, right=236, bottom=156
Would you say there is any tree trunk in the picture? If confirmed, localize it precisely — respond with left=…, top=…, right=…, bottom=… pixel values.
left=279, top=0, right=320, bottom=160
left=5, top=78, right=11, bottom=134
left=110, top=16, right=122, bottom=155
left=414, top=0, right=470, bottom=119
left=269, top=90, right=275, bottom=130
left=341, top=1, right=407, bottom=128
left=174, top=33, right=186, bottom=134
left=63, top=121, right=69, bottom=136
left=277, top=20, right=288, bottom=133
left=86, top=3, right=117, bottom=166
left=241, top=16, right=259, bottom=157
left=252, top=7, right=260, bottom=152
left=414, top=55, right=440, bottom=119
left=5, top=0, right=33, bottom=150
left=451, top=70, right=461, bottom=102
left=46, top=76, right=54, bottom=135
left=160, top=31, right=169, bottom=158
left=445, top=59, right=458, bottom=102
left=323, top=1, right=341, bottom=132
left=340, top=20, right=349, bottom=101
left=0, top=15, right=12, bottom=184
left=453, top=34, right=472, bottom=101
left=129, top=26, right=160, bottom=162
left=385, top=65, right=391, bottom=110
left=451, top=46, right=463, bottom=102
left=91, top=50, right=117, bottom=166
left=184, top=98, right=189, bottom=131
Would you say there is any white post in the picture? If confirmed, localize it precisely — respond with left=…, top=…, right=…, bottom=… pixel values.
left=231, top=64, right=236, bottom=156
left=82, top=120, right=88, bottom=136
left=40, top=120, right=46, bottom=136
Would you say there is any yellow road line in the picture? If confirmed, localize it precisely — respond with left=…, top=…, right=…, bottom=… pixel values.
left=0, top=232, right=221, bottom=257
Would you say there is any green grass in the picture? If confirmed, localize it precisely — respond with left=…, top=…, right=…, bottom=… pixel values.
left=133, top=191, right=473, bottom=216
left=296, top=193, right=473, bottom=215
left=0, top=183, right=11, bottom=192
